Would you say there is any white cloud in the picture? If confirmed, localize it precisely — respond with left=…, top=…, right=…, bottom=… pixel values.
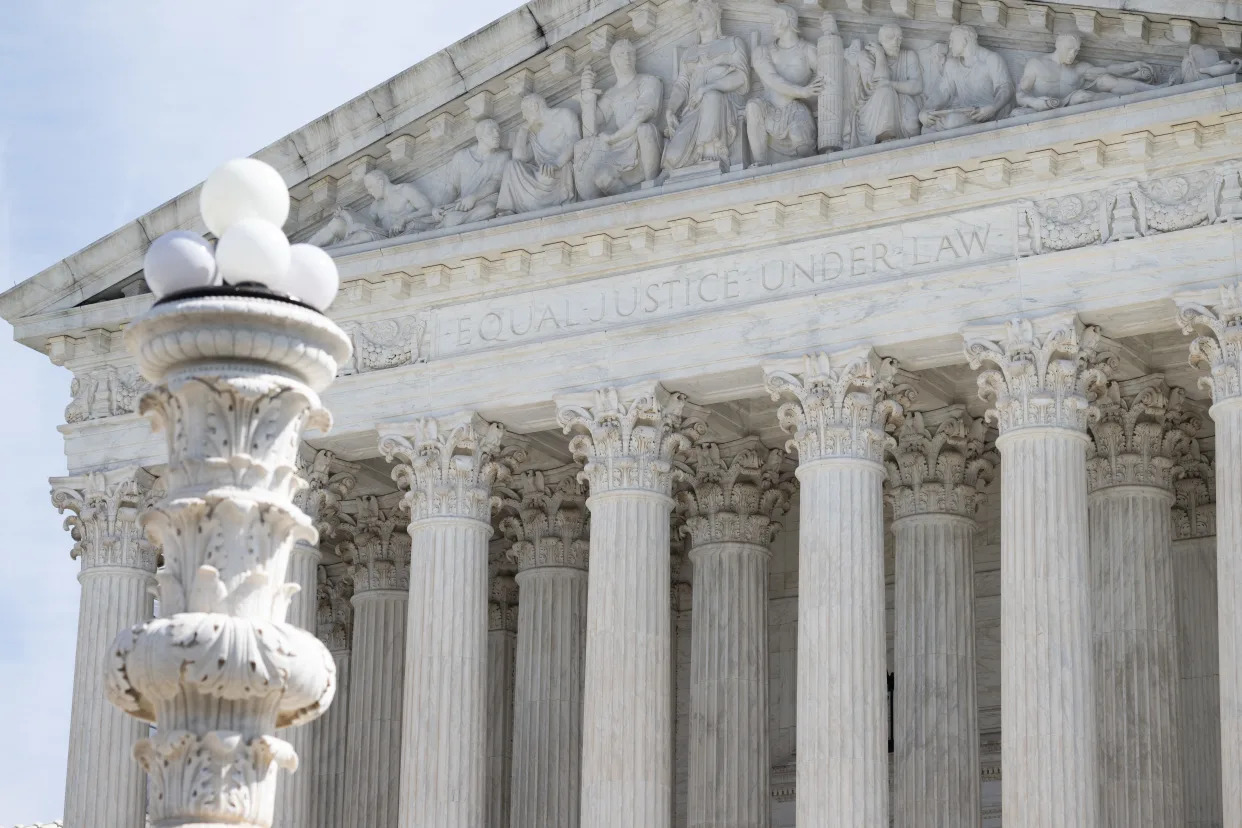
left=0, top=1, right=524, bottom=822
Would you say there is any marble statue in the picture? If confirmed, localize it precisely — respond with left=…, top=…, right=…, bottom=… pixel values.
left=662, top=0, right=751, bottom=172
left=307, top=169, right=433, bottom=247
left=919, top=25, right=1014, bottom=133
left=1177, top=44, right=1242, bottom=83
left=817, top=14, right=846, bottom=151
left=498, top=93, right=581, bottom=215
left=433, top=118, right=510, bottom=228
left=574, top=38, right=664, bottom=199
left=746, top=4, right=823, bottom=166
left=843, top=23, right=924, bottom=147
left=1013, top=34, right=1158, bottom=114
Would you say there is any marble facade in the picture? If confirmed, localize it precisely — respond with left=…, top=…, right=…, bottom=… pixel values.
left=7, top=0, right=1242, bottom=826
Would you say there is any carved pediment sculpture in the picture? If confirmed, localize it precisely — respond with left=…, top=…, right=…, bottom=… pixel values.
left=574, top=38, right=664, bottom=199
left=746, top=3, right=822, bottom=167
left=497, top=93, right=581, bottom=216
left=1014, top=34, right=1158, bottom=115
left=1177, top=44, right=1242, bottom=83
left=662, top=0, right=751, bottom=174
left=308, top=168, right=433, bottom=247
left=841, top=22, right=925, bottom=148
left=432, top=118, right=511, bottom=229
left=919, top=25, right=1014, bottom=133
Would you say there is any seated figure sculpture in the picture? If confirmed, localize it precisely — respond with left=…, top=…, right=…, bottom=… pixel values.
left=662, top=0, right=750, bottom=173
left=574, top=38, right=663, bottom=199
left=844, top=23, right=923, bottom=146
left=746, top=4, right=823, bottom=166
left=498, top=93, right=580, bottom=215
left=919, top=25, right=1014, bottom=133
left=1013, top=34, right=1158, bottom=114
left=307, top=169, right=433, bottom=247
left=433, top=118, right=510, bottom=228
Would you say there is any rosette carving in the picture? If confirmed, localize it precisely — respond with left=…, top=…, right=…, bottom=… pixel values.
left=1086, top=377, right=1200, bottom=492
left=1177, top=283, right=1242, bottom=405
left=337, top=495, right=411, bottom=593
left=675, top=439, right=795, bottom=548
left=489, top=573, right=519, bottom=633
left=51, top=467, right=158, bottom=572
left=964, top=317, right=1115, bottom=434
left=497, top=466, right=590, bottom=571
left=379, top=413, right=525, bottom=523
left=1173, top=439, right=1216, bottom=541
left=885, top=406, right=996, bottom=520
left=764, top=349, right=911, bottom=465
left=556, top=384, right=706, bottom=495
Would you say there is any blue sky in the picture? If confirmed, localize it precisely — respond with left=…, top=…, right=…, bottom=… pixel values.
left=0, top=1, right=523, bottom=821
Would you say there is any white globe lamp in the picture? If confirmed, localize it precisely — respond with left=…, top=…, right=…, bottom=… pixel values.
left=215, top=218, right=293, bottom=289
left=143, top=231, right=219, bottom=299
left=287, top=244, right=340, bottom=311
left=200, top=158, right=290, bottom=237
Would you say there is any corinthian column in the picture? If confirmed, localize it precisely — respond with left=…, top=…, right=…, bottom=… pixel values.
left=339, top=495, right=410, bottom=828
left=486, top=572, right=518, bottom=828
left=885, top=406, right=993, bottom=828
left=51, top=467, right=158, bottom=828
left=677, top=439, right=793, bottom=828
left=310, top=570, right=354, bottom=828
left=764, top=349, right=908, bottom=827
left=1086, top=377, right=1194, bottom=825
left=498, top=467, right=590, bottom=828
left=1172, top=440, right=1222, bottom=827
left=1177, top=283, right=1242, bottom=826
left=964, top=316, right=1113, bottom=827
left=379, top=415, right=524, bottom=828
left=277, top=449, right=354, bottom=828
left=557, top=384, right=704, bottom=828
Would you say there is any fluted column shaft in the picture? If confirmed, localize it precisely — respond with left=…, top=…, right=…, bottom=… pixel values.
left=1174, top=536, right=1222, bottom=826
left=274, top=544, right=319, bottom=828
left=510, top=567, right=588, bottom=828
left=687, top=540, right=770, bottom=828
left=487, top=623, right=517, bottom=828
left=1088, top=485, right=1182, bottom=824
left=797, top=458, right=888, bottom=824
left=65, top=566, right=153, bottom=828
left=892, top=514, right=980, bottom=828
left=345, top=590, right=407, bottom=828
left=401, top=517, right=491, bottom=827
left=1214, top=402, right=1242, bottom=824
left=580, top=489, right=674, bottom=827
left=311, top=649, right=351, bottom=828
left=998, top=428, right=1097, bottom=825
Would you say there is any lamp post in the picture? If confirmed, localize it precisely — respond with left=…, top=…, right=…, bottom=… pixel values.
left=105, top=159, right=352, bottom=828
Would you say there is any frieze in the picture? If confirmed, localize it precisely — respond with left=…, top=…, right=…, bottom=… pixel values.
left=65, top=365, right=151, bottom=423
left=340, top=314, right=428, bottom=375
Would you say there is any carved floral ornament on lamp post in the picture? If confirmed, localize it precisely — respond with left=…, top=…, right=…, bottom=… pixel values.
left=105, top=158, right=352, bottom=828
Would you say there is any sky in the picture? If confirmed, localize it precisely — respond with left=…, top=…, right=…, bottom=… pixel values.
left=0, top=1, right=525, bottom=822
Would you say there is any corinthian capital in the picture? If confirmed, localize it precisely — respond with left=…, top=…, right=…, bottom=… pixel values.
left=1173, top=438, right=1216, bottom=540
left=885, top=406, right=996, bottom=520
left=316, top=568, right=354, bottom=652
left=675, top=438, right=795, bottom=548
left=1086, top=376, right=1200, bottom=492
left=378, top=412, right=526, bottom=523
left=497, top=466, right=589, bottom=571
left=763, top=348, right=911, bottom=465
left=338, top=495, right=411, bottom=593
left=51, top=466, right=159, bottom=573
left=489, top=573, right=519, bottom=633
left=556, top=383, right=706, bottom=495
left=964, top=315, right=1115, bottom=434
left=294, top=448, right=358, bottom=541
left=1177, top=282, right=1242, bottom=405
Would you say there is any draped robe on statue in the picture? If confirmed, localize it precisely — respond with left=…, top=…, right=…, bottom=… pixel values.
left=498, top=110, right=580, bottom=215
left=662, top=35, right=750, bottom=170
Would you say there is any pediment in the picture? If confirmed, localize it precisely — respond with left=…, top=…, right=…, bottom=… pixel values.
left=4, top=0, right=1242, bottom=328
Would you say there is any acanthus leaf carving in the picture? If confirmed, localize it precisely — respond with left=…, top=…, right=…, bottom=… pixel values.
left=885, top=406, right=996, bottom=520
left=379, top=413, right=526, bottom=523
left=340, top=315, right=427, bottom=375
left=675, top=438, right=795, bottom=548
left=496, top=465, right=590, bottom=571
left=1172, top=438, right=1216, bottom=540
left=316, top=567, right=354, bottom=652
left=336, top=495, right=411, bottom=593
left=964, top=317, right=1115, bottom=434
left=51, top=466, right=159, bottom=572
left=488, top=572, right=519, bottom=633
left=557, top=384, right=706, bottom=495
left=1086, top=377, right=1200, bottom=491
left=764, top=349, right=911, bottom=465
left=1177, top=282, right=1242, bottom=404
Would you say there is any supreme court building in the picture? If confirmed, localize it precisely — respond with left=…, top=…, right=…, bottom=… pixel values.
left=6, top=0, right=1242, bottom=825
